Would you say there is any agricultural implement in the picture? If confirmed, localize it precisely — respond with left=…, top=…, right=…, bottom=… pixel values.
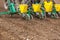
left=18, top=0, right=33, bottom=20
left=2, top=0, right=16, bottom=16
left=55, top=4, right=60, bottom=16
left=43, top=0, right=59, bottom=18
left=19, top=4, right=33, bottom=20
left=32, top=3, right=45, bottom=19
left=32, top=0, right=45, bottom=19
left=3, top=0, right=33, bottom=20
left=0, top=0, right=60, bottom=20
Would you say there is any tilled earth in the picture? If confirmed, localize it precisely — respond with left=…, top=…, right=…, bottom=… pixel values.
left=0, top=0, right=60, bottom=40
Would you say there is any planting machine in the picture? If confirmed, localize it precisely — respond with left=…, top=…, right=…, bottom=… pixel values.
left=0, top=0, right=60, bottom=20
left=32, top=1, right=45, bottom=19
left=43, top=0, right=59, bottom=18
left=3, top=0, right=33, bottom=20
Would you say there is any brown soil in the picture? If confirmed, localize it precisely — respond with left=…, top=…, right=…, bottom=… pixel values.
left=0, top=0, right=60, bottom=40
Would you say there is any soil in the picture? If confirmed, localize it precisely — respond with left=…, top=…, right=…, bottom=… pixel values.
left=0, top=0, right=60, bottom=40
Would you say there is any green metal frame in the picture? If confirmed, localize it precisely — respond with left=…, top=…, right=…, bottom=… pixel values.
left=0, top=0, right=16, bottom=16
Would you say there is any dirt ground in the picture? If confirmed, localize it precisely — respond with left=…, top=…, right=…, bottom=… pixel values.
left=0, top=0, right=60, bottom=40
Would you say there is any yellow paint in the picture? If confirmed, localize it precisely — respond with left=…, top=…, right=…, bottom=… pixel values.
left=44, top=1, right=53, bottom=12
left=55, top=4, right=60, bottom=12
left=32, top=4, right=42, bottom=12
left=19, top=4, right=28, bottom=13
